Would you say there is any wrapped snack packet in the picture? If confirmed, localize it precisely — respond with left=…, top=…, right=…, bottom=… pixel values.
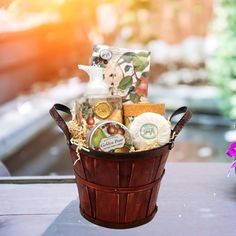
left=123, top=103, right=165, bottom=127
left=91, top=45, right=151, bottom=104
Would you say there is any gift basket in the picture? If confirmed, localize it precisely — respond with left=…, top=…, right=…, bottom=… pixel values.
left=49, top=45, right=192, bottom=229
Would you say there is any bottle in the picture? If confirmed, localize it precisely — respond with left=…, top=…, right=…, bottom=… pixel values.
left=75, top=65, right=123, bottom=129
left=79, top=65, right=108, bottom=96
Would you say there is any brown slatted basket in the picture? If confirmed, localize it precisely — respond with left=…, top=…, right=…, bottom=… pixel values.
left=50, top=104, right=192, bottom=229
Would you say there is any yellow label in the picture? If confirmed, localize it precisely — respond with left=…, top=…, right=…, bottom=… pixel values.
left=93, top=101, right=112, bottom=119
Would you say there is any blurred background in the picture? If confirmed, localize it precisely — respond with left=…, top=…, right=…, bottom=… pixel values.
left=0, top=0, right=235, bottom=176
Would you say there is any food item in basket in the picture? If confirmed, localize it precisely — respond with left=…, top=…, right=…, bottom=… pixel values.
left=74, top=96, right=123, bottom=131
left=90, top=96, right=123, bottom=122
left=88, top=121, right=132, bottom=152
left=123, top=103, right=165, bottom=127
left=74, top=65, right=123, bottom=130
left=129, top=112, right=171, bottom=150
left=93, top=100, right=112, bottom=119
left=91, top=45, right=151, bottom=104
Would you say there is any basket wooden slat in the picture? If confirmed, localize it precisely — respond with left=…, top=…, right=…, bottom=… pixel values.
left=70, top=147, right=168, bottom=228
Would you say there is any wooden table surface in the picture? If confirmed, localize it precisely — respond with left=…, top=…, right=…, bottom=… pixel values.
left=0, top=163, right=235, bottom=236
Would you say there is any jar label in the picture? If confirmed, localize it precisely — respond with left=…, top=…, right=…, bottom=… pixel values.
left=100, top=134, right=125, bottom=152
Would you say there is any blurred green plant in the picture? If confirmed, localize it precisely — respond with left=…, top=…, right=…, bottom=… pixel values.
left=112, top=0, right=205, bottom=44
left=208, top=0, right=236, bottom=119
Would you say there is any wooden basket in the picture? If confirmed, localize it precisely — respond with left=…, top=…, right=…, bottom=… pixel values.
left=50, top=104, right=192, bottom=228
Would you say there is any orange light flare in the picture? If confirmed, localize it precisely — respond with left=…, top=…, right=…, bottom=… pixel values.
left=0, top=0, right=101, bottom=102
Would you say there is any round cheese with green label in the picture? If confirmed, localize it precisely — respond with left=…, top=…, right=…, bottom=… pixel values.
left=129, top=112, right=171, bottom=150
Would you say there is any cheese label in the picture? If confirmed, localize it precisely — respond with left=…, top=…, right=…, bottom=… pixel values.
left=140, top=123, right=158, bottom=140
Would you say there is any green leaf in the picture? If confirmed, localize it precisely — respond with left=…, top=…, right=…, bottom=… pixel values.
left=124, top=65, right=131, bottom=72
left=139, top=61, right=149, bottom=71
left=130, top=92, right=141, bottom=103
left=120, top=52, right=136, bottom=63
left=136, top=51, right=151, bottom=58
left=133, top=56, right=142, bottom=67
left=118, top=76, right=133, bottom=90
left=133, top=56, right=149, bottom=72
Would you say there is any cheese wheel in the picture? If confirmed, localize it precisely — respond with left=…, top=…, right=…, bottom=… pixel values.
left=129, top=112, right=171, bottom=150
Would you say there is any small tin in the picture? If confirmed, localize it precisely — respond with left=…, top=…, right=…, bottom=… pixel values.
left=88, top=121, right=132, bottom=153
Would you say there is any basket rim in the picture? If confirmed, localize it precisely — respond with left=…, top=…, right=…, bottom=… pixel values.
left=70, top=142, right=171, bottom=161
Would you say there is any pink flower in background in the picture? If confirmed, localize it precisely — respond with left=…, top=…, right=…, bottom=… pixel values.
left=230, top=161, right=236, bottom=168
left=226, top=142, right=236, bottom=157
left=226, top=142, right=236, bottom=176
